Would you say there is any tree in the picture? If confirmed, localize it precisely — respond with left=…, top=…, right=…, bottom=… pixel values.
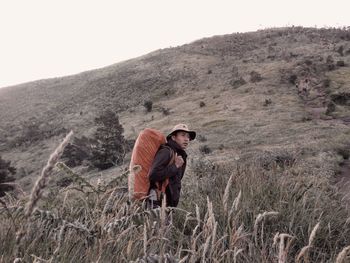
left=61, top=110, right=132, bottom=170
left=61, top=136, right=94, bottom=167
left=90, top=110, right=131, bottom=170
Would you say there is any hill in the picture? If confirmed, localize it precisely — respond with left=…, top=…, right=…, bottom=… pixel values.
left=1, top=26, right=350, bottom=262
left=1, top=27, right=350, bottom=191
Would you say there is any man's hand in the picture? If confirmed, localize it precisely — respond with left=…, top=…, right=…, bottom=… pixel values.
left=174, top=153, right=184, bottom=168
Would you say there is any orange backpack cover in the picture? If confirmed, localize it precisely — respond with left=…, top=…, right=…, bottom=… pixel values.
left=128, top=128, right=169, bottom=200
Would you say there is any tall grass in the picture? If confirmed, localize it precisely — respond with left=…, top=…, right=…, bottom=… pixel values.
left=1, top=147, right=350, bottom=262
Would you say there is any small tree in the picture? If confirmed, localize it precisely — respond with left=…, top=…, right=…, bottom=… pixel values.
left=0, top=156, right=16, bottom=197
left=61, top=136, right=94, bottom=167
left=61, top=110, right=132, bottom=170
left=90, top=110, right=131, bottom=170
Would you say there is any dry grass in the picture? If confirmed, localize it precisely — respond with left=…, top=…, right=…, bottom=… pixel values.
left=1, top=144, right=350, bottom=262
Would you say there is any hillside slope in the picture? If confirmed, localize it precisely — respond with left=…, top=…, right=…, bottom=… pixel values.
left=1, top=27, right=350, bottom=192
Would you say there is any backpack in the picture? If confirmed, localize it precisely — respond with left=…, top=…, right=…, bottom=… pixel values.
left=128, top=128, right=175, bottom=201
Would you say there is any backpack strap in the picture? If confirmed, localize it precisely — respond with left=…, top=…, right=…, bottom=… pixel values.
left=155, top=145, right=175, bottom=201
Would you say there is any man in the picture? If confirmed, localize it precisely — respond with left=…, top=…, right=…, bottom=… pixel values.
left=148, top=124, right=196, bottom=208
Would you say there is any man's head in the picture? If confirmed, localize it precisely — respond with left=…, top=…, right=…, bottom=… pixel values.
left=167, top=124, right=196, bottom=150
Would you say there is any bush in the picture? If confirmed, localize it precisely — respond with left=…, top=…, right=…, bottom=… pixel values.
left=230, top=77, right=247, bottom=88
left=197, top=134, right=207, bottom=142
left=326, top=55, right=335, bottom=70
left=199, top=101, right=206, bottom=107
left=336, top=147, right=350, bottom=160
left=304, top=59, right=313, bottom=66
left=327, top=56, right=334, bottom=64
left=323, top=78, right=331, bottom=88
left=199, top=145, right=212, bottom=154
left=289, top=74, right=298, bottom=85
left=61, top=136, right=95, bottom=167
left=336, top=60, right=345, bottom=67
left=55, top=176, right=73, bottom=188
left=337, top=45, right=344, bottom=56
left=0, top=156, right=16, bottom=197
left=346, top=48, right=350, bottom=56
left=250, top=71, right=263, bottom=83
left=256, top=149, right=296, bottom=170
left=301, top=114, right=312, bottom=122
left=161, top=107, right=170, bottom=116
left=326, top=101, right=336, bottom=115
left=263, top=98, right=272, bottom=106
left=143, top=100, right=153, bottom=112
left=11, top=117, right=67, bottom=148
left=331, top=92, right=350, bottom=105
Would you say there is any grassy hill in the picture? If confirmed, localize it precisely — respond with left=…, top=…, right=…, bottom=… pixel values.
left=1, top=27, right=350, bottom=262
left=1, top=27, right=350, bottom=189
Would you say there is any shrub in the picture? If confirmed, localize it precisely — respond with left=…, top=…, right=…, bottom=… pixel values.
left=161, top=107, right=170, bottom=116
left=11, top=117, right=67, bottom=148
left=55, top=176, right=73, bottom=188
left=199, top=145, right=212, bottom=154
left=327, top=55, right=334, bottom=65
left=346, top=48, right=350, bottom=56
left=0, top=156, right=16, bottom=197
left=199, top=101, right=206, bottom=107
left=263, top=98, right=272, bottom=106
left=279, top=69, right=297, bottom=85
left=301, top=114, right=312, bottom=122
left=19, top=118, right=42, bottom=145
left=256, top=149, right=296, bottom=170
left=289, top=74, right=298, bottom=85
left=336, top=147, right=350, bottom=160
left=250, top=71, right=263, bottom=83
left=331, top=92, right=350, bottom=105
left=326, top=55, right=335, bottom=70
left=326, top=101, right=336, bottom=115
left=336, top=60, right=345, bottom=67
left=143, top=100, right=153, bottom=112
left=190, top=157, right=215, bottom=178
left=304, top=59, right=313, bottom=66
left=197, top=134, right=207, bottom=142
left=61, top=136, right=95, bottom=167
left=323, top=78, right=331, bottom=88
left=230, top=77, right=247, bottom=88
left=337, top=45, right=344, bottom=56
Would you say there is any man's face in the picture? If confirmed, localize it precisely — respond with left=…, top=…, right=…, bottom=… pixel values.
left=172, top=131, right=190, bottom=150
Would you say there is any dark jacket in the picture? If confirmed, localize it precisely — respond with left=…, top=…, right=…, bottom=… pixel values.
left=149, top=139, right=187, bottom=207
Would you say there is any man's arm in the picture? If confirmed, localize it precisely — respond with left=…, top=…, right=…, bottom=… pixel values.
left=149, top=148, right=178, bottom=182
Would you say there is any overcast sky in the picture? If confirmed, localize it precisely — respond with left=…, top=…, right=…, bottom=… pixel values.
left=0, top=0, right=349, bottom=88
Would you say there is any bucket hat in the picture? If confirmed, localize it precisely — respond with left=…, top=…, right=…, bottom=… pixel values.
left=166, top=123, right=196, bottom=141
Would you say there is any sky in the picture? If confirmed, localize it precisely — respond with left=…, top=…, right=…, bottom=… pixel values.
left=0, top=0, right=349, bottom=89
